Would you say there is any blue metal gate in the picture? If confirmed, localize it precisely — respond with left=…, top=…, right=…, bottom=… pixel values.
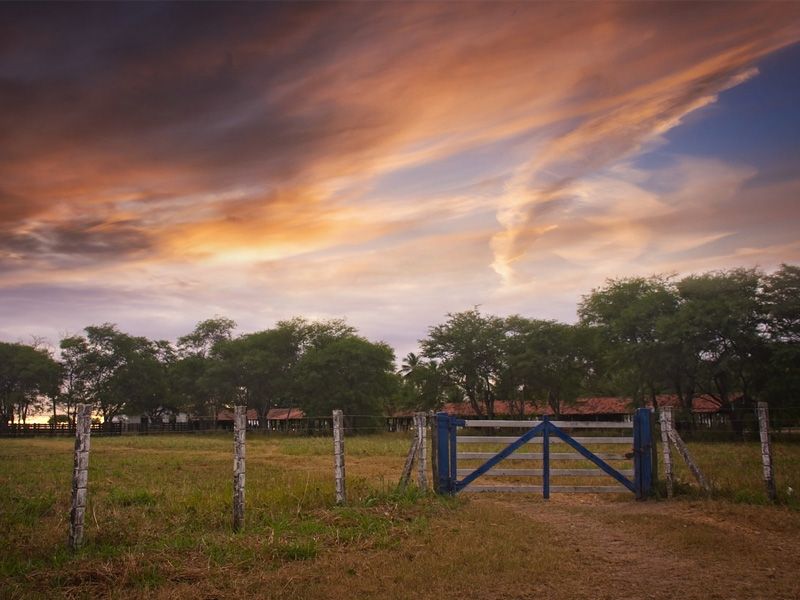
left=436, top=408, right=653, bottom=499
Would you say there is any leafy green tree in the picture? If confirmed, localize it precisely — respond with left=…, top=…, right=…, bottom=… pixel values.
left=59, top=335, right=91, bottom=424
left=761, top=265, right=800, bottom=426
left=59, top=324, right=168, bottom=422
left=763, top=264, right=800, bottom=343
left=171, top=317, right=237, bottom=419
left=501, top=318, right=590, bottom=418
left=275, top=317, right=357, bottom=353
left=205, top=317, right=360, bottom=425
left=0, top=342, right=61, bottom=429
left=420, top=308, right=506, bottom=417
left=170, top=355, right=213, bottom=416
left=212, top=326, right=304, bottom=425
left=293, top=336, right=397, bottom=424
left=578, top=276, right=678, bottom=407
left=675, top=269, right=768, bottom=432
left=119, top=348, right=172, bottom=422
left=177, top=316, right=236, bottom=358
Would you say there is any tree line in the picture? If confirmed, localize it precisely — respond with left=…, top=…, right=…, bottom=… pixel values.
left=1, top=317, right=396, bottom=429
left=1, top=265, right=798, bottom=431
left=403, top=265, right=799, bottom=434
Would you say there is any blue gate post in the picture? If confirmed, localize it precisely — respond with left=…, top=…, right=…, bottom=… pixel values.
left=542, top=416, right=550, bottom=500
left=435, top=413, right=452, bottom=494
left=633, top=408, right=653, bottom=499
left=449, top=416, right=458, bottom=492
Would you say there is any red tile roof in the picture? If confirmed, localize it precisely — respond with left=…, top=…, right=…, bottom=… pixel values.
left=653, top=395, right=721, bottom=413
left=217, top=408, right=307, bottom=421
left=217, top=408, right=259, bottom=421
left=265, top=407, right=306, bottom=420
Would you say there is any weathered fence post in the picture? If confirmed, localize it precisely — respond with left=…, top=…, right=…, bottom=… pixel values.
left=658, top=408, right=675, bottom=498
left=756, top=402, right=777, bottom=502
left=398, top=437, right=418, bottom=490
left=333, top=409, right=346, bottom=505
left=69, top=403, right=92, bottom=551
left=429, top=410, right=439, bottom=493
left=415, top=412, right=428, bottom=491
left=667, top=415, right=711, bottom=494
left=233, top=405, right=246, bottom=532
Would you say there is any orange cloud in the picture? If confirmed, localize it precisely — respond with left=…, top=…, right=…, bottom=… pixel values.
left=2, top=2, right=800, bottom=352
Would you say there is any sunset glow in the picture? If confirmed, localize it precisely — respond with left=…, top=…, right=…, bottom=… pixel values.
left=2, top=2, right=800, bottom=355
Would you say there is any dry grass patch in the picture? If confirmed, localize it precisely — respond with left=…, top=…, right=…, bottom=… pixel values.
left=3, top=433, right=800, bottom=599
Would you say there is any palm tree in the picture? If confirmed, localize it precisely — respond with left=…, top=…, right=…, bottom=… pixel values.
left=399, top=352, right=422, bottom=378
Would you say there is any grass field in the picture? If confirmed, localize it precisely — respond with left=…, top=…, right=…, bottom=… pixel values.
left=1, top=432, right=799, bottom=599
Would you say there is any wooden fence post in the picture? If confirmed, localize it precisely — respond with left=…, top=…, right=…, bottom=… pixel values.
left=415, top=412, right=428, bottom=491
left=333, top=410, right=346, bottom=505
left=69, top=403, right=92, bottom=551
left=233, top=405, right=246, bottom=532
left=429, top=411, right=439, bottom=493
left=398, top=437, right=418, bottom=490
left=659, top=408, right=674, bottom=498
left=669, top=423, right=711, bottom=493
left=756, top=402, right=777, bottom=502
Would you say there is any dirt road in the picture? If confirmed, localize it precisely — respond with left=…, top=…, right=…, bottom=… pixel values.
left=259, top=495, right=800, bottom=600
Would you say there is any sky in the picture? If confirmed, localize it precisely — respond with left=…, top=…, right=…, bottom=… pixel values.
left=1, top=1, right=800, bottom=360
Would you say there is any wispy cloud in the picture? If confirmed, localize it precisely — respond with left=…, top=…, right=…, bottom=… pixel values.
left=1, top=2, right=799, bottom=352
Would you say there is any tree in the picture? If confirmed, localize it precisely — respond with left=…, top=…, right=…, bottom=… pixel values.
left=275, top=317, right=357, bottom=353
left=293, top=336, right=397, bottom=424
left=398, top=352, right=447, bottom=411
left=171, top=317, right=237, bottom=419
left=177, top=316, right=236, bottom=358
left=761, top=265, right=800, bottom=426
left=205, top=317, right=360, bottom=425
left=420, top=308, right=506, bottom=417
left=501, top=318, right=590, bottom=418
left=763, top=264, right=800, bottom=343
left=578, top=276, right=678, bottom=407
left=0, top=342, right=61, bottom=429
left=59, top=324, right=168, bottom=422
left=674, top=269, right=770, bottom=436
left=212, top=325, right=304, bottom=425
left=677, top=270, right=766, bottom=394
left=118, top=347, right=171, bottom=422
left=59, top=335, right=91, bottom=424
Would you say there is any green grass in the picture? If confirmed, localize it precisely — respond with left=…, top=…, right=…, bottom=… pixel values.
left=1, top=432, right=799, bottom=598
left=665, top=439, right=800, bottom=507
left=0, top=432, right=447, bottom=596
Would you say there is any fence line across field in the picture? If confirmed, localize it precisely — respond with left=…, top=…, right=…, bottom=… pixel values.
left=12, top=403, right=789, bottom=550
left=6, top=404, right=800, bottom=438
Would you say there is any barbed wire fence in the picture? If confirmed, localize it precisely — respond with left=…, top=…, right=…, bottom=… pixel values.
left=1, top=403, right=798, bottom=553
